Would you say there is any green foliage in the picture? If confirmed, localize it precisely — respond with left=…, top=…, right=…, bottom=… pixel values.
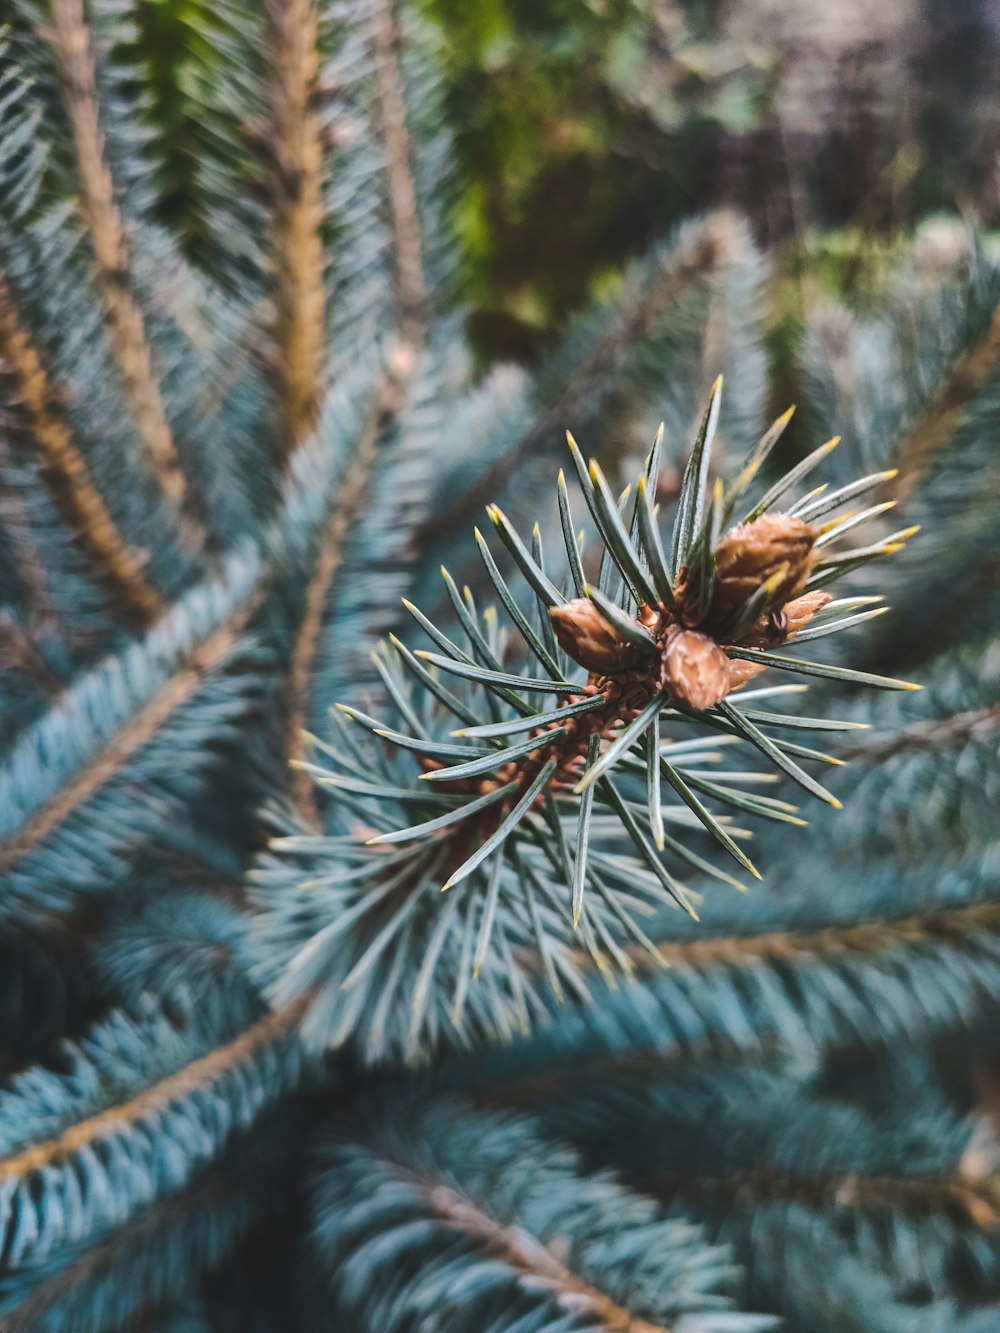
left=422, top=0, right=773, bottom=357
left=0, top=2, right=999, bottom=1331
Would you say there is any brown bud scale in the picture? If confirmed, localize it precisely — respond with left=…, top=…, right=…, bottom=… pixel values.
left=705, top=513, right=818, bottom=631
left=660, top=626, right=731, bottom=711
left=548, top=598, right=649, bottom=676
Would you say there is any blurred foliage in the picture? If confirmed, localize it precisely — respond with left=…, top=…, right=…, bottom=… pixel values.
left=131, top=0, right=208, bottom=222
left=125, top=0, right=1000, bottom=361
left=422, top=0, right=774, bottom=359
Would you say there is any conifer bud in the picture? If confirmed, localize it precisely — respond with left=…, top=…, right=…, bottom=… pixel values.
left=708, top=514, right=818, bottom=629
left=660, top=626, right=731, bottom=711
left=728, top=590, right=833, bottom=690
left=548, top=598, right=648, bottom=676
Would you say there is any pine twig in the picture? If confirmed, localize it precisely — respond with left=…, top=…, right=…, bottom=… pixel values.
left=426, top=1181, right=670, bottom=1333
left=837, top=703, right=1000, bottom=763
left=0, top=1155, right=262, bottom=1332
left=0, top=998, right=306, bottom=1183
left=286, top=0, right=431, bottom=823
left=890, top=300, right=1000, bottom=504
left=371, top=0, right=428, bottom=343
left=0, top=274, right=163, bottom=624
left=268, top=0, right=327, bottom=458
left=0, top=591, right=261, bottom=872
left=648, top=1164, right=1000, bottom=1232
left=285, top=351, right=417, bottom=825
left=46, top=0, right=200, bottom=545
left=610, top=898, right=1000, bottom=976
left=0, top=434, right=57, bottom=637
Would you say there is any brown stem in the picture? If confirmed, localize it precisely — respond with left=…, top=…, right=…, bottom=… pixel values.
left=400, top=679, right=652, bottom=889
left=426, top=1180, right=671, bottom=1333
left=554, top=898, right=1000, bottom=977
left=286, top=356, right=415, bottom=825
left=286, top=0, right=431, bottom=821
left=837, top=703, right=1000, bottom=763
left=269, top=0, right=327, bottom=458
left=47, top=0, right=200, bottom=545
left=371, top=0, right=428, bottom=344
left=647, top=1165, right=1000, bottom=1232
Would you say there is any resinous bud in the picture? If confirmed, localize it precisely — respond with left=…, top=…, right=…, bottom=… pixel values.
left=549, top=598, right=649, bottom=675
left=660, top=626, right=731, bottom=711
left=708, top=514, right=818, bottom=629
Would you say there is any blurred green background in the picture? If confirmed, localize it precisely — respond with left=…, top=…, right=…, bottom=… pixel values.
left=132, top=0, right=1000, bottom=365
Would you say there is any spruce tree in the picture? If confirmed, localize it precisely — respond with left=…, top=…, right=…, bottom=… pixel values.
left=0, top=3, right=998, bottom=1330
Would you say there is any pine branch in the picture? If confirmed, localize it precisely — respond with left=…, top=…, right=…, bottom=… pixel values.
left=837, top=701, right=1000, bottom=763
left=507, top=1052, right=1000, bottom=1327
left=890, top=298, right=1000, bottom=504
left=446, top=826, right=1000, bottom=1104
left=311, top=1098, right=772, bottom=1331
left=0, top=507, right=315, bottom=933
left=284, top=346, right=424, bottom=824
left=268, top=0, right=326, bottom=457
left=257, top=383, right=922, bottom=1058
left=456, top=898, right=993, bottom=1118
left=487, top=882, right=1000, bottom=1100
left=0, top=354, right=400, bottom=926
left=313, top=349, right=460, bottom=699
left=320, top=0, right=445, bottom=367
left=473, top=864, right=1000, bottom=1111
left=0, top=273, right=162, bottom=624
left=483, top=1055, right=1000, bottom=1232
left=0, top=1135, right=280, bottom=1333
left=646, top=1165, right=999, bottom=1232
left=0, top=1003, right=299, bottom=1184
left=424, top=1183, right=671, bottom=1333
left=0, top=584, right=260, bottom=874
left=0, top=434, right=57, bottom=640
left=0, top=996, right=306, bottom=1268
left=607, top=897, right=1000, bottom=977
left=93, top=892, right=253, bottom=1016
left=45, top=0, right=201, bottom=546
left=740, top=1210, right=993, bottom=1332
left=284, top=0, right=435, bottom=819
left=800, top=247, right=1000, bottom=673
left=371, top=0, right=428, bottom=343
left=757, top=641, right=1000, bottom=867
left=286, top=386, right=395, bottom=823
